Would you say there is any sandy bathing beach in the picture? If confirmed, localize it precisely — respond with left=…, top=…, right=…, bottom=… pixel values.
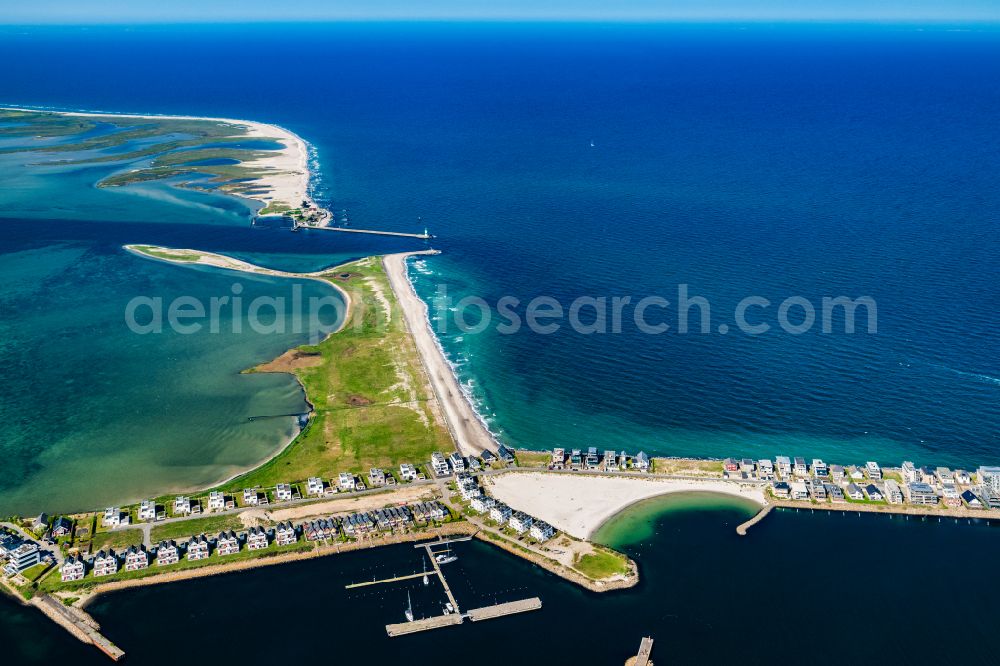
left=383, top=251, right=498, bottom=457
left=486, top=472, right=766, bottom=539
left=4, top=106, right=320, bottom=218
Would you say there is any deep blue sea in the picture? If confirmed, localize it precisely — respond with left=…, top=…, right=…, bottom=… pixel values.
left=1, top=23, right=999, bottom=513
left=6, top=498, right=1000, bottom=665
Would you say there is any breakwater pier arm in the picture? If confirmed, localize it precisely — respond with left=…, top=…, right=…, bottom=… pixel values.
left=626, top=637, right=654, bottom=666
left=736, top=505, right=773, bottom=535
left=31, top=594, right=125, bottom=661
left=296, top=223, right=431, bottom=239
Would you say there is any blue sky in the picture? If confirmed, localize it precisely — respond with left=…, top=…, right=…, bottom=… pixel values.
left=3, top=0, right=999, bottom=24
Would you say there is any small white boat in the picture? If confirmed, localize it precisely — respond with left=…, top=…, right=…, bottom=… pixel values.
left=422, top=557, right=429, bottom=586
left=445, top=602, right=455, bottom=614
left=434, top=546, right=457, bottom=564
left=405, top=592, right=414, bottom=622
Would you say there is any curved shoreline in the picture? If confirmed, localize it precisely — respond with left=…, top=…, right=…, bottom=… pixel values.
left=3, top=105, right=325, bottom=219
left=124, top=245, right=493, bottom=498
left=486, top=472, right=765, bottom=540
left=124, top=244, right=353, bottom=494
left=591, top=489, right=765, bottom=541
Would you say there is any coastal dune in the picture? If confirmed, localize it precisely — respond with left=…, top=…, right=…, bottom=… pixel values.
left=486, top=472, right=765, bottom=539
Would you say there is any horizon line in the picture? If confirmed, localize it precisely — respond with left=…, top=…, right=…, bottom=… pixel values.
left=3, top=17, right=1000, bottom=27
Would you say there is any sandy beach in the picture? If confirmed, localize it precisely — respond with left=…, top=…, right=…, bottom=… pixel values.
left=383, top=251, right=499, bottom=457
left=4, top=106, right=321, bottom=218
left=486, top=472, right=765, bottom=539
left=123, top=244, right=352, bottom=330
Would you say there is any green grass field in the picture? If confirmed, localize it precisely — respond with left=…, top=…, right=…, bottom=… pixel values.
left=150, top=514, right=246, bottom=543
left=514, top=451, right=551, bottom=468
left=221, top=257, right=453, bottom=490
left=573, top=547, right=631, bottom=580
left=88, top=529, right=145, bottom=552
left=20, top=562, right=52, bottom=583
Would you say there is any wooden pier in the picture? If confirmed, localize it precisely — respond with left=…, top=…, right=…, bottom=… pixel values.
left=466, top=597, right=542, bottom=621
left=386, top=613, right=463, bottom=637
left=385, top=597, right=543, bottom=637
left=345, top=571, right=428, bottom=589
left=625, top=637, right=654, bottom=666
left=412, top=535, right=473, bottom=549
left=377, top=537, right=542, bottom=637
left=421, top=542, right=461, bottom=614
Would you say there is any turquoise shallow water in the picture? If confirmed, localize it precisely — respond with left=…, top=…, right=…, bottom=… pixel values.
left=0, top=237, right=342, bottom=513
left=2, top=22, right=999, bottom=505
left=592, top=491, right=760, bottom=547
left=0, top=124, right=424, bottom=514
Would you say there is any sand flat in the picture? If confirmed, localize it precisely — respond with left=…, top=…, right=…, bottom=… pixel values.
left=486, top=472, right=765, bottom=539
left=4, top=107, right=317, bottom=215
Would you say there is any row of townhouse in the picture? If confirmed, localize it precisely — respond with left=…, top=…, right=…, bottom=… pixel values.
left=63, top=526, right=302, bottom=581
left=459, top=475, right=557, bottom=543
left=741, top=456, right=1000, bottom=510
left=737, top=457, right=885, bottom=483
left=63, top=499, right=453, bottom=583
left=771, top=474, right=990, bottom=510
left=373, top=506, right=415, bottom=531
left=303, top=518, right=340, bottom=541
left=304, top=503, right=448, bottom=544
left=550, top=447, right=650, bottom=473
left=483, top=501, right=555, bottom=541
left=411, top=501, right=449, bottom=523
left=113, top=460, right=434, bottom=530
left=432, top=446, right=516, bottom=478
